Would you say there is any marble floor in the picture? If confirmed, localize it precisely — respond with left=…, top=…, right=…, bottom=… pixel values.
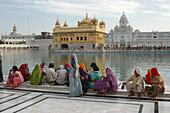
left=0, top=89, right=168, bottom=113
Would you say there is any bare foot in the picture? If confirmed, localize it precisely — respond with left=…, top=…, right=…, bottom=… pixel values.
left=128, top=91, right=134, bottom=97
left=153, top=97, right=159, bottom=99
left=138, top=93, right=141, bottom=99
left=149, top=94, right=157, bottom=98
left=101, top=94, right=105, bottom=96
left=4, top=85, right=10, bottom=87
left=50, top=83, right=55, bottom=86
left=68, top=95, right=75, bottom=98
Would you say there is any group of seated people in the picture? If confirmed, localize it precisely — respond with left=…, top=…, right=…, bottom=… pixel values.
left=6, top=61, right=165, bottom=99
left=121, top=67, right=165, bottom=99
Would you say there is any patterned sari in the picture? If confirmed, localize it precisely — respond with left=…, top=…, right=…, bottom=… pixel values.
left=7, top=71, right=24, bottom=87
left=69, top=54, right=82, bottom=96
left=93, top=68, right=118, bottom=93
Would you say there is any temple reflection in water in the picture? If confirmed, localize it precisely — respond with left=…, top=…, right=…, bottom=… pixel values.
left=2, top=51, right=170, bottom=85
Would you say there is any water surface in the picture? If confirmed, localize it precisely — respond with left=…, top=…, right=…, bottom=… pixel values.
left=2, top=50, right=170, bottom=85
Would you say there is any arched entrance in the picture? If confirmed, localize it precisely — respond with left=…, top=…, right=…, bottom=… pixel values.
left=61, top=44, right=68, bottom=49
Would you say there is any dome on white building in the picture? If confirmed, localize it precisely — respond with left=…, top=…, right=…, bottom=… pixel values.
left=119, top=11, right=129, bottom=26
left=127, top=25, right=133, bottom=32
left=114, top=25, right=119, bottom=32
left=109, top=29, right=114, bottom=33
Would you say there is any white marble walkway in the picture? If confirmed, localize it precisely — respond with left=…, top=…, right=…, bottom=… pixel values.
left=0, top=89, right=168, bottom=113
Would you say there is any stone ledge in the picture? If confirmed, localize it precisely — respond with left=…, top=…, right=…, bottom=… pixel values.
left=1, top=82, right=170, bottom=100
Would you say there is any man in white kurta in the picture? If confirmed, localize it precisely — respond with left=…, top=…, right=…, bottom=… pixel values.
left=121, top=67, right=144, bottom=98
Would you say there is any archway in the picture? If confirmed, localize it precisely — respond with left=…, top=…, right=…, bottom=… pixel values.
left=61, top=44, right=68, bottom=49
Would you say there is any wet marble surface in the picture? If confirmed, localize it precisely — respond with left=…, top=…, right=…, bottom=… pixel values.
left=0, top=89, right=167, bottom=113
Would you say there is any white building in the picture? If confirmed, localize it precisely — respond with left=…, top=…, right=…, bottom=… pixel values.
left=107, top=12, right=170, bottom=48
left=133, top=30, right=170, bottom=47
left=106, top=12, right=133, bottom=48
left=1, top=25, right=53, bottom=50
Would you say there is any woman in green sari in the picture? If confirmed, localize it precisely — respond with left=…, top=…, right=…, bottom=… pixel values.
left=88, top=66, right=102, bottom=89
left=30, top=64, right=46, bottom=85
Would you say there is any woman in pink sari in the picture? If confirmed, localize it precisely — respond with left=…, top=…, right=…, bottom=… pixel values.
left=93, top=68, right=118, bottom=96
left=7, top=66, right=24, bottom=87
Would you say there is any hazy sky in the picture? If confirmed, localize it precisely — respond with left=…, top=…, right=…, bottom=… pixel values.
left=1, top=0, right=170, bottom=35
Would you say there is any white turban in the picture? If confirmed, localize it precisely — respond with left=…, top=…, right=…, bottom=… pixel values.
left=135, top=67, right=142, bottom=75
left=59, top=65, right=64, bottom=69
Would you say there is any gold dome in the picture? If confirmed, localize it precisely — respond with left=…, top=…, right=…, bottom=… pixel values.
left=92, top=15, right=98, bottom=25
left=78, top=13, right=92, bottom=26
left=55, top=19, right=60, bottom=26
left=100, top=20, right=105, bottom=26
left=63, top=20, right=68, bottom=27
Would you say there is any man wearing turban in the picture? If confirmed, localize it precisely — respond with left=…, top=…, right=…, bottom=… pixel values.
left=121, top=67, right=144, bottom=99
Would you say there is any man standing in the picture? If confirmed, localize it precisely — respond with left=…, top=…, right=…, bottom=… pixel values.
left=121, top=67, right=144, bottom=99
left=0, top=48, right=4, bottom=82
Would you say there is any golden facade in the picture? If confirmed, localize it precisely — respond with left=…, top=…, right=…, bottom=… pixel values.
left=53, top=13, right=105, bottom=50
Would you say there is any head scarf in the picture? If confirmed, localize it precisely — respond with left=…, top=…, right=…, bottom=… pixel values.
left=72, top=53, right=78, bottom=66
left=147, top=69, right=151, bottom=75
left=65, top=62, right=71, bottom=68
left=90, top=62, right=97, bottom=67
left=135, top=67, right=142, bottom=75
left=19, top=64, right=26, bottom=75
left=40, top=63, right=45, bottom=70
left=80, top=63, right=86, bottom=70
left=59, top=65, right=64, bottom=69
left=151, top=67, right=160, bottom=76
left=93, top=66, right=99, bottom=71
left=107, top=68, right=118, bottom=92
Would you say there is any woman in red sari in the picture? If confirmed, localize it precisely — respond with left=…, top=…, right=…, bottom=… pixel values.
left=19, top=64, right=31, bottom=81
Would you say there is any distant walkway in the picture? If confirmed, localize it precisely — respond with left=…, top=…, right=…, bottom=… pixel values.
left=50, top=49, right=170, bottom=53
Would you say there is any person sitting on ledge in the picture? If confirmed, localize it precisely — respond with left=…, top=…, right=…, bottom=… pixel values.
left=79, top=63, right=88, bottom=94
left=121, top=67, right=144, bottom=99
left=30, top=64, right=46, bottom=85
left=88, top=62, right=98, bottom=75
left=46, top=63, right=57, bottom=86
left=144, top=69, right=151, bottom=84
left=55, top=65, right=67, bottom=85
left=149, top=67, right=165, bottom=99
left=6, top=66, right=24, bottom=88
left=64, top=62, right=71, bottom=87
left=88, top=66, right=102, bottom=89
left=19, top=64, right=31, bottom=81
left=93, top=68, right=118, bottom=96
left=40, top=62, right=47, bottom=76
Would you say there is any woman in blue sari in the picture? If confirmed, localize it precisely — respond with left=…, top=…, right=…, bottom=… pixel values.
left=69, top=54, right=83, bottom=97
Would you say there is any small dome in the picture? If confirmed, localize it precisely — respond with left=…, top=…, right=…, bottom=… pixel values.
left=63, top=20, right=68, bottom=27
left=55, top=19, right=60, bottom=26
left=92, top=16, right=98, bottom=25
left=13, top=24, right=17, bottom=31
left=127, top=25, right=132, bottom=29
left=114, top=25, right=119, bottom=30
left=100, top=20, right=105, bottom=26
left=134, top=29, right=140, bottom=33
left=109, top=29, right=114, bottom=33
left=120, top=12, right=128, bottom=20
left=127, top=25, right=133, bottom=31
